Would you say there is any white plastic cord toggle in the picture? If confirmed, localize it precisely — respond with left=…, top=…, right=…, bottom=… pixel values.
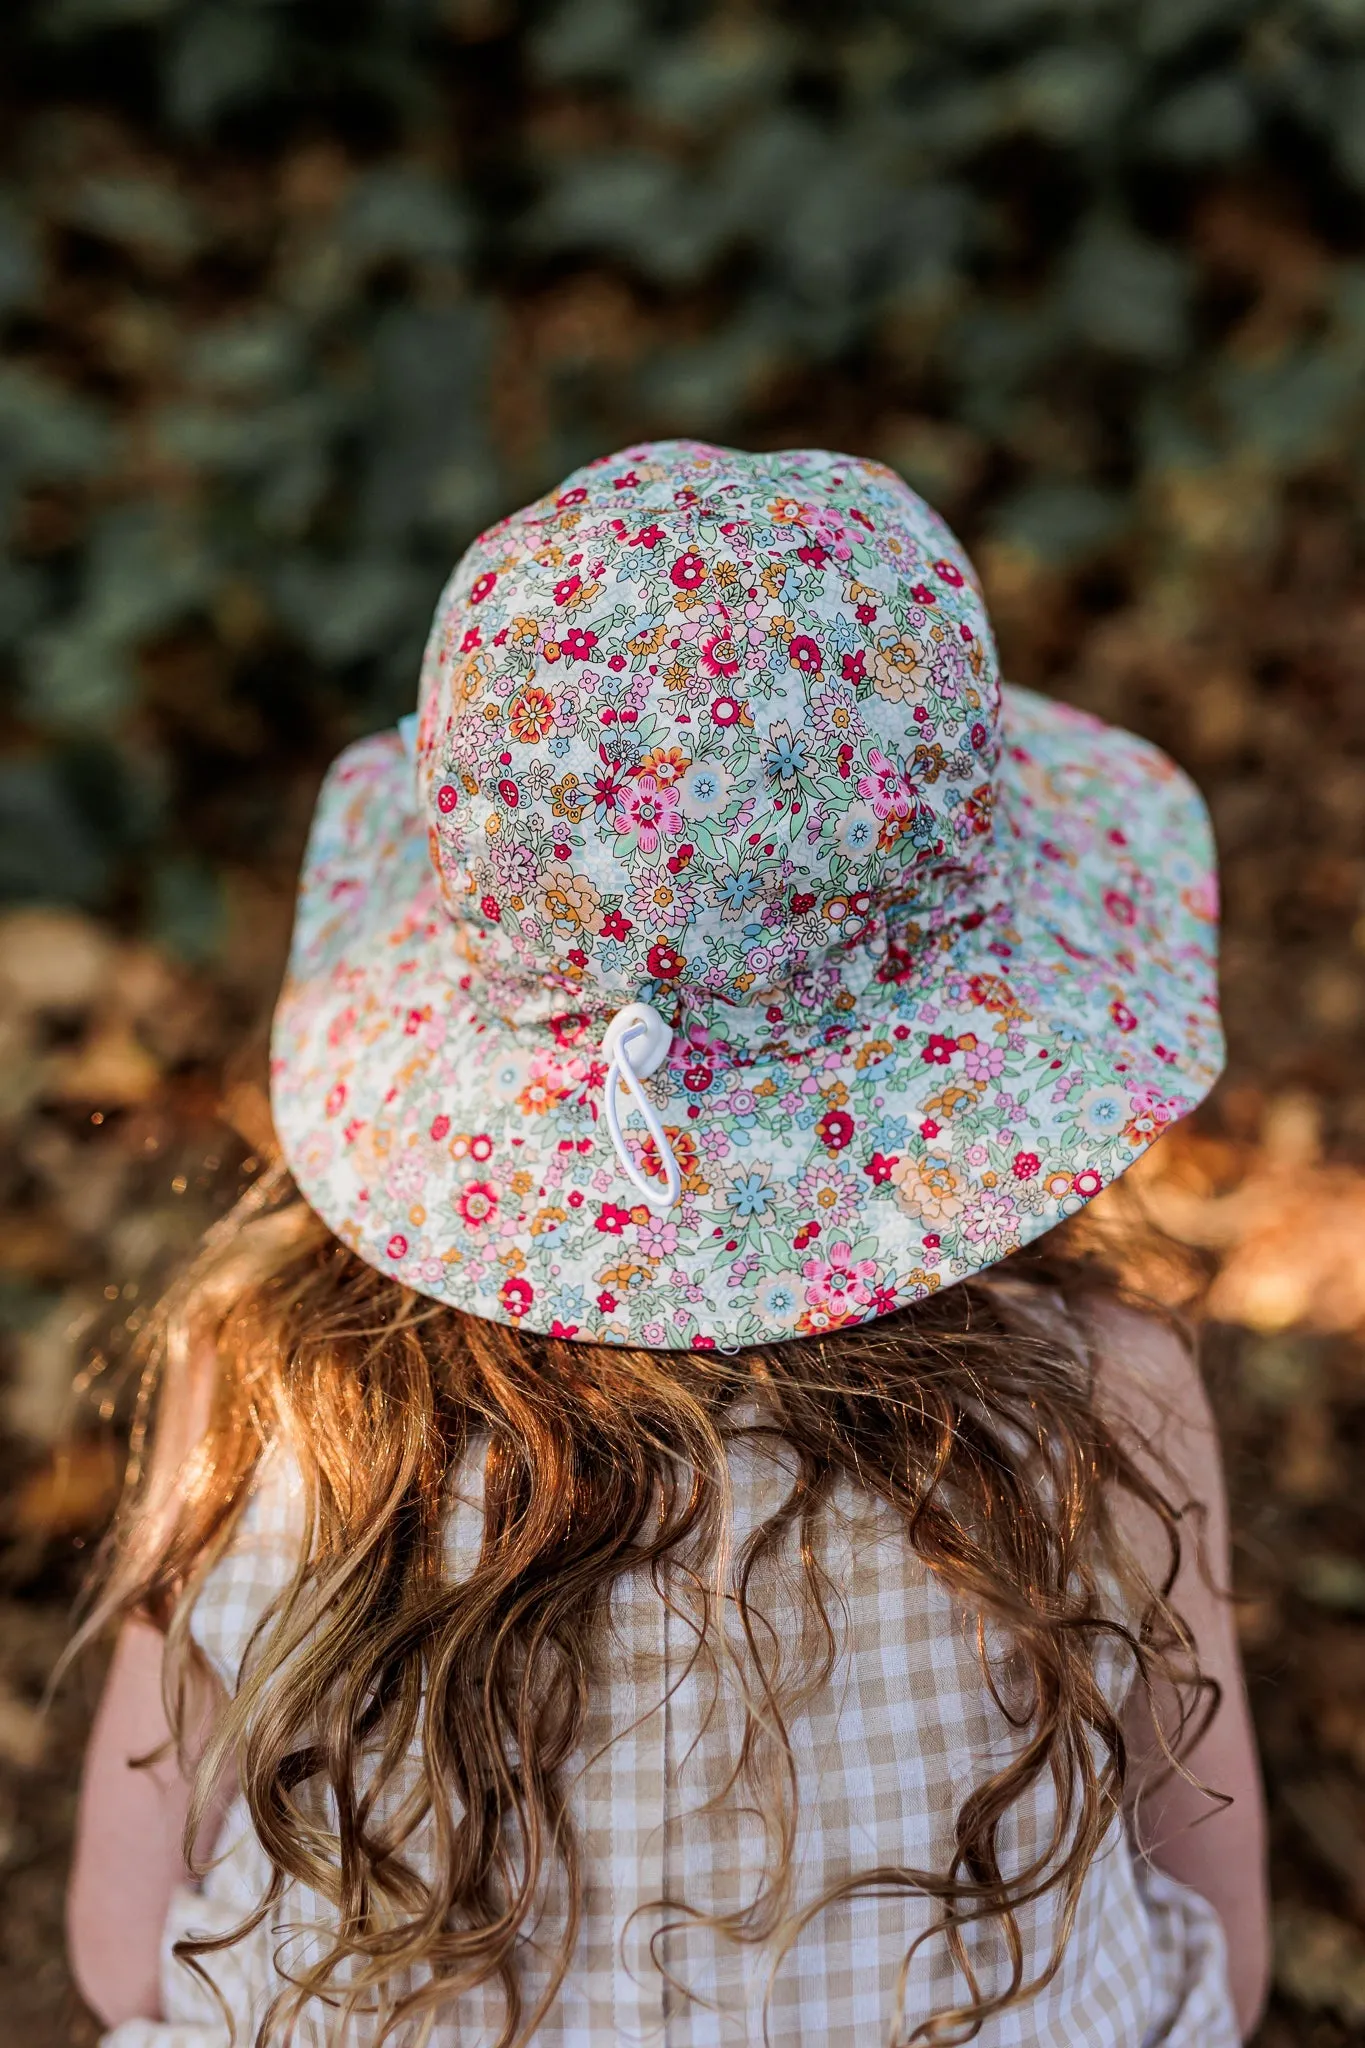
left=600, top=1001, right=681, bottom=1214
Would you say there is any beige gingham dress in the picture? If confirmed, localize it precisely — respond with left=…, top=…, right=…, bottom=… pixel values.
left=104, top=1426, right=1237, bottom=2048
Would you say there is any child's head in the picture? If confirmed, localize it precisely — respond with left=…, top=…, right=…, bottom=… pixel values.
left=271, top=438, right=1220, bottom=1351
left=103, top=442, right=1223, bottom=2044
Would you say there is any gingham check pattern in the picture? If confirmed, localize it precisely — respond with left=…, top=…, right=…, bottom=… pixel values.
left=104, top=1435, right=1237, bottom=2047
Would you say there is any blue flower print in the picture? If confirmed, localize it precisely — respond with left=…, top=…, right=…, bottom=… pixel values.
left=728, top=1173, right=777, bottom=1218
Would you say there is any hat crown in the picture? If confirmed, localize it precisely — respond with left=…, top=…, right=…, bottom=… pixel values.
left=418, top=440, right=1001, bottom=1015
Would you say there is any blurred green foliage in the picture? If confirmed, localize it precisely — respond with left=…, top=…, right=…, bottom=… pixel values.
left=2, top=0, right=1365, bottom=958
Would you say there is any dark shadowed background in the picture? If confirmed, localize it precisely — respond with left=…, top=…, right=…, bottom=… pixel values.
left=2, top=1, right=1365, bottom=2040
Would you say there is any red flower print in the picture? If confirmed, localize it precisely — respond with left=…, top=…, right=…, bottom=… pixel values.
left=921, top=1034, right=957, bottom=1065
left=919, top=1117, right=940, bottom=1138
left=1104, top=889, right=1136, bottom=926
left=563, top=626, right=599, bottom=661
left=596, top=1289, right=618, bottom=1313
left=1012, top=1151, right=1040, bottom=1180
left=934, top=559, right=965, bottom=586
left=683, top=1063, right=711, bottom=1091
left=855, top=602, right=877, bottom=623
left=549, top=1319, right=579, bottom=1338
left=469, top=570, right=497, bottom=604
left=437, top=783, right=458, bottom=813
left=790, top=890, right=817, bottom=915
left=841, top=649, right=866, bottom=683
left=648, top=941, right=685, bottom=979
left=386, top=1234, right=408, bottom=1259
left=480, top=893, right=502, bottom=922
left=591, top=762, right=628, bottom=810
left=554, top=573, right=582, bottom=604
left=1072, top=1169, right=1103, bottom=1199
left=849, top=507, right=875, bottom=530
left=816, top=1107, right=854, bottom=1152
left=608, top=652, right=626, bottom=670
left=500, top=1275, right=534, bottom=1317
left=430, top=1114, right=450, bottom=1141
left=557, top=486, right=588, bottom=507
left=613, top=470, right=639, bottom=489
left=864, top=1151, right=898, bottom=1184
left=632, top=523, right=665, bottom=548
left=701, top=633, right=739, bottom=678
left=498, top=778, right=519, bottom=808
left=508, top=685, right=556, bottom=744
left=909, top=583, right=937, bottom=605
left=325, top=1082, right=347, bottom=1117
left=461, top=626, right=481, bottom=652
left=470, top=1133, right=493, bottom=1162
left=788, top=634, right=822, bottom=674
left=456, top=1182, right=498, bottom=1228
left=710, top=694, right=742, bottom=727
left=970, top=722, right=987, bottom=750
left=596, top=1202, right=632, bottom=1234
left=923, top=1233, right=940, bottom=1250
left=797, top=542, right=829, bottom=567
left=670, top=551, right=706, bottom=590
left=601, top=907, right=633, bottom=942
left=1110, top=999, right=1137, bottom=1033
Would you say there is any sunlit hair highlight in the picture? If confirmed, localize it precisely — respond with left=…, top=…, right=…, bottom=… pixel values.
left=82, top=1169, right=1215, bottom=2046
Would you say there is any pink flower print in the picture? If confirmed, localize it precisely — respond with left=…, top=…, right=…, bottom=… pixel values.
left=962, top=1040, right=1005, bottom=1081
left=637, top=1216, right=679, bottom=1259
left=801, top=1241, right=878, bottom=1311
left=857, top=747, right=916, bottom=820
left=962, top=1188, right=1020, bottom=1244
left=613, top=773, right=682, bottom=854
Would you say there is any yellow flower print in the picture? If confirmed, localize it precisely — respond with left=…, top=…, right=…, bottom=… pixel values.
left=922, top=1083, right=974, bottom=1121
left=890, top=1155, right=965, bottom=1223
left=712, top=559, right=738, bottom=586
left=869, top=635, right=932, bottom=705
left=639, top=745, right=690, bottom=786
left=598, top=1258, right=650, bottom=1293
left=550, top=772, right=586, bottom=822
left=538, top=863, right=604, bottom=934
left=760, top=562, right=787, bottom=598
left=628, top=622, right=667, bottom=656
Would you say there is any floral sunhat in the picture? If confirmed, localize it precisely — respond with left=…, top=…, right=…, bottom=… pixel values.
left=271, top=439, right=1223, bottom=1349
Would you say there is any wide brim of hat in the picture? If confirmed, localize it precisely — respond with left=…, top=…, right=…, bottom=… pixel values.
left=271, top=683, right=1222, bottom=1349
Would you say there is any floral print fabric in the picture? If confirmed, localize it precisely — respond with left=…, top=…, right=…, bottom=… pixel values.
left=272, top=439, right=1222, bottom=1348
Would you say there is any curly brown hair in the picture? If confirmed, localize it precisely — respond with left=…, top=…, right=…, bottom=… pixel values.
left=81, top=1168, right=1212, bottom=2047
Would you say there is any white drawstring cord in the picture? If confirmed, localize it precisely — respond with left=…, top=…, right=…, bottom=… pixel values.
left=601, top=1002, right=681, bottom=1214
